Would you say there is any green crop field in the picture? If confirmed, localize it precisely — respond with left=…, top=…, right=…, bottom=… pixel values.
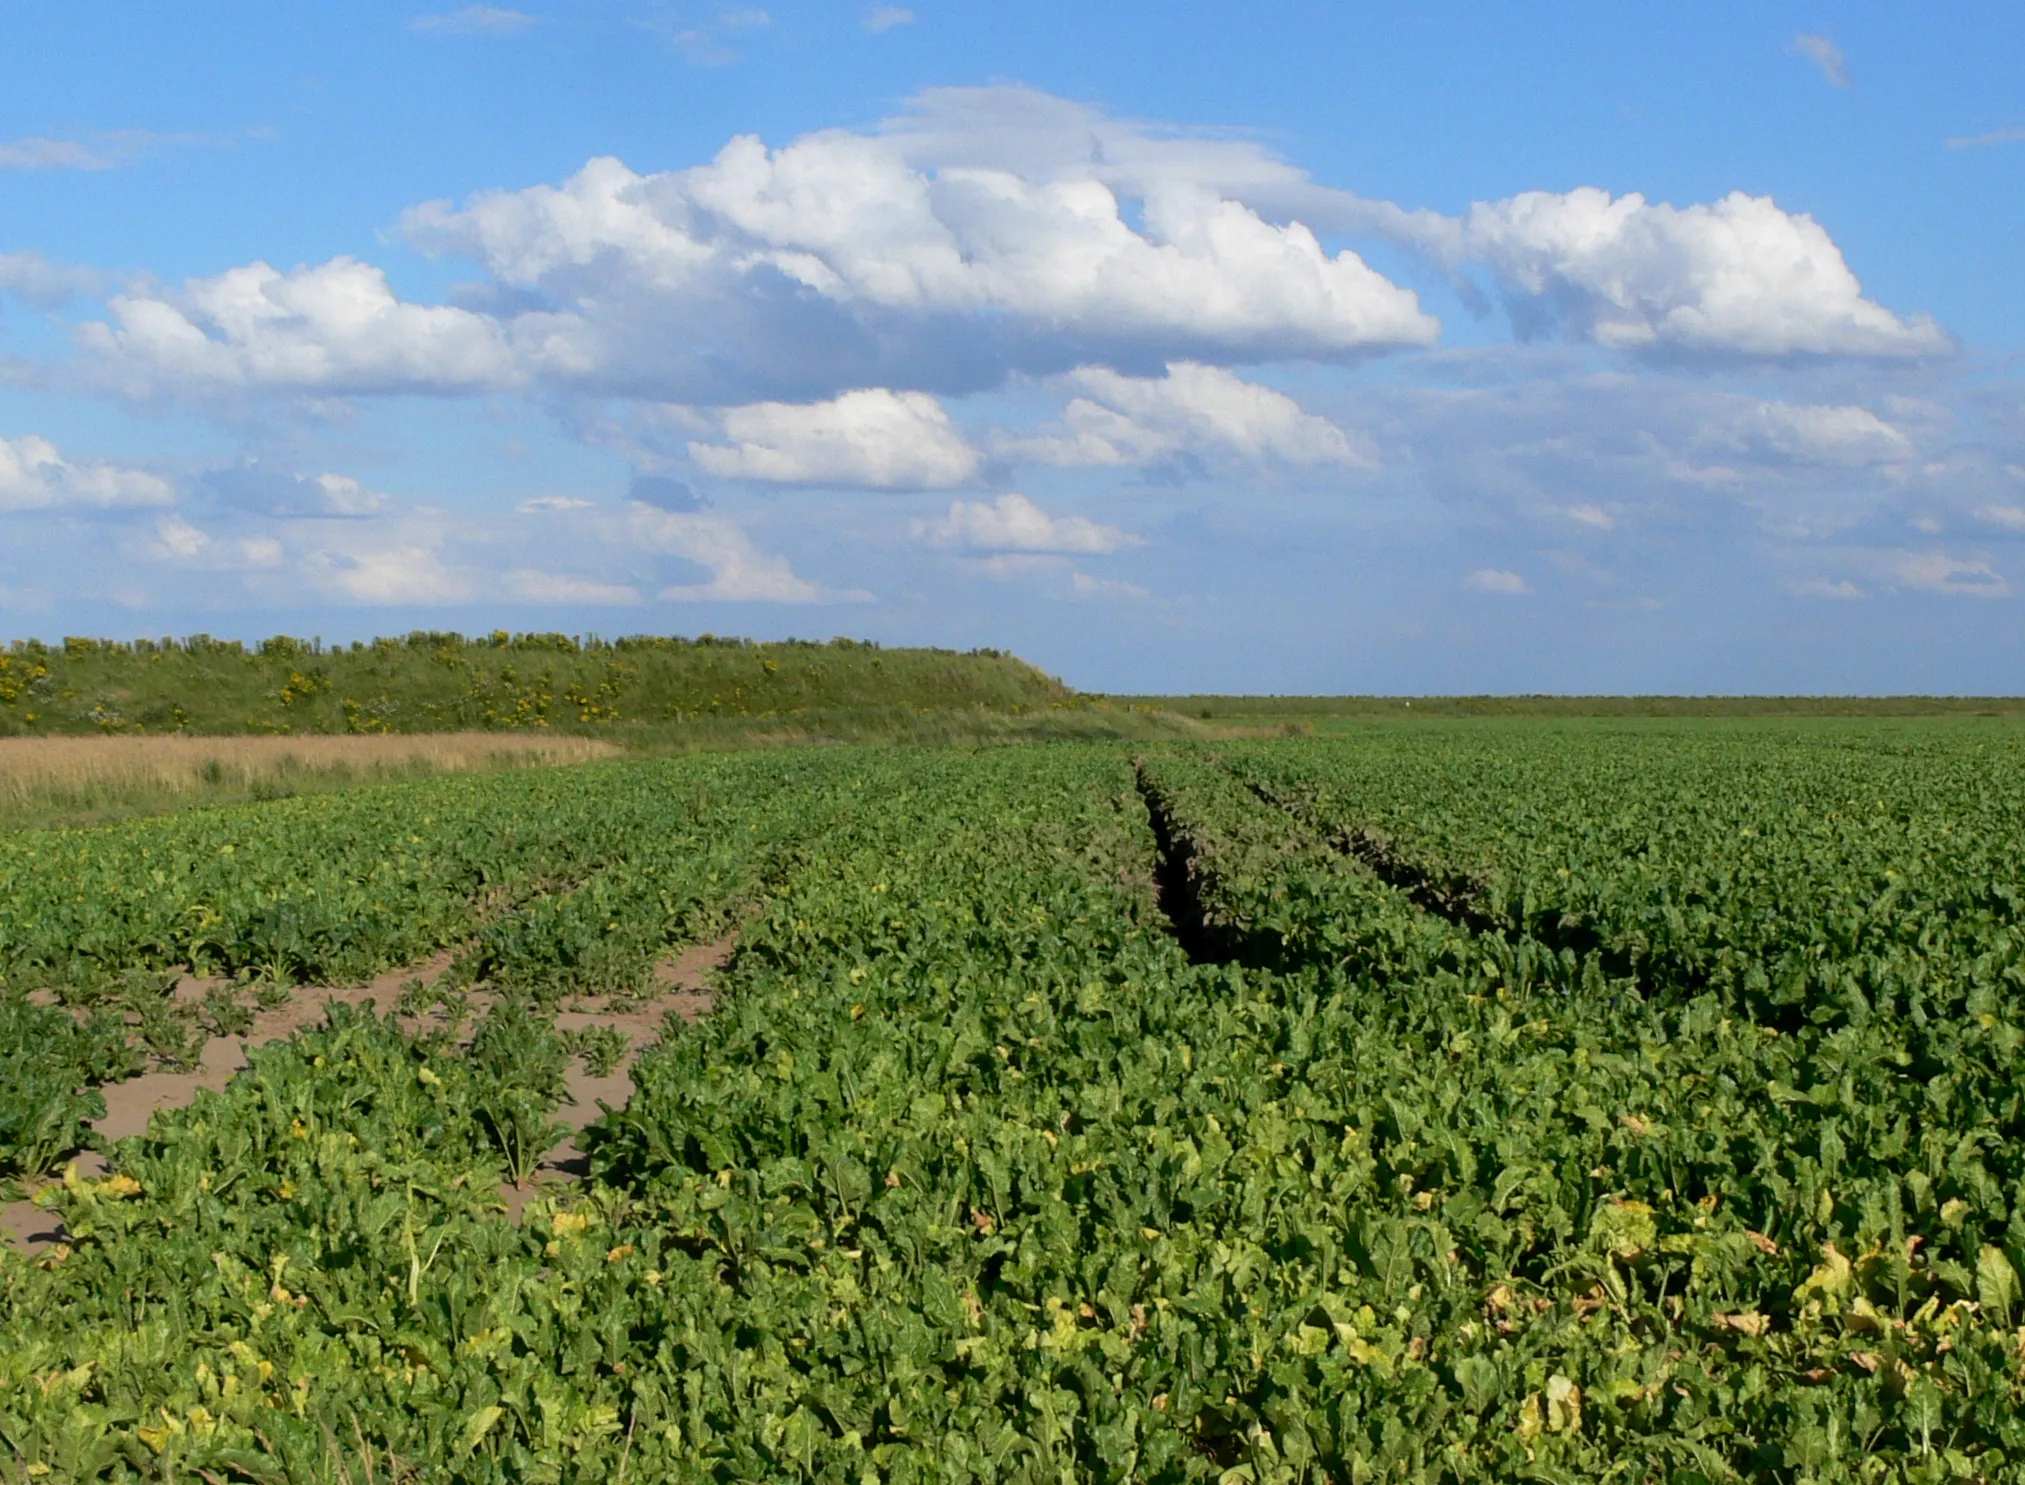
left=5, top=720, right=2025, bottom=1480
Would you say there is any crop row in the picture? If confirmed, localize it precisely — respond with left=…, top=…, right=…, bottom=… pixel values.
left=6, top=732, right=2025, bottom=1478
left=0, top=750, right=870, bottom=1175
left=1221, top=724, right=2025, bottom=1029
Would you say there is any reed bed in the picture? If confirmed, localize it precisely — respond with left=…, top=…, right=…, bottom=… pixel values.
left=0, top=732, right=621, bottom=830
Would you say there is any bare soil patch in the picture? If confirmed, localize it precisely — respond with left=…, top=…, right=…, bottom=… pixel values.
left=2, top=933, right=736, bottom=1251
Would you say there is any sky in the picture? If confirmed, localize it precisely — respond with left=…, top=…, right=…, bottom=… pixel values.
left=2, top=2, right=2023, bottom=693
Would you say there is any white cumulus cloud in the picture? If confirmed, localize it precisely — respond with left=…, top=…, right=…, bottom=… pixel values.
left=864, top=5, right=913, bottom=31
left=151, top=515, right=210, bottom=559
left=914, top=493, right=1134, bottom=554
left=1448, top=187, right=1946, bottom=357
left=207, top=463, right=394, bottom=517
left=689, top=388, right=979, bottom=487
left=305, top=544, right=476, bottom=604
left=0, top=434, right=173, bottom=513
left=395, top=93, right=1435, bottom=399
left=56, top=83, right=1945, bottom=418
left=1724, top=401, right=1914, bottom=466
left=1006, top=362, right=1370, bottom=469
left=627, top=504, right=822, bottom=601
left=146, top=515, right=284, bottom=569
left=306, top=474, right=390, bottom=515
left=78, top=256, right=586, bottom=397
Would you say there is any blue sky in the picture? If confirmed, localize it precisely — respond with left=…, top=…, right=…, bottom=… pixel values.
left=3, top=1, right=2023, bottom=692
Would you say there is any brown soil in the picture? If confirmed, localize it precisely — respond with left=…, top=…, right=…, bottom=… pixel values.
left=1, top=933, right=736, bottom=1252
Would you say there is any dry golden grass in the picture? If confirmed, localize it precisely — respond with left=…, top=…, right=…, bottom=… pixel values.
left=0, top=732, right=622, bottom=829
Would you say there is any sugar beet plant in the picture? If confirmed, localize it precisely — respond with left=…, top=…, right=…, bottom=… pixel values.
left=0, top=998, right=137, bottom=1180
left=6, top=728, right=2025, bottom=1480
left=0, top=748, right=857, bottom=1181
left=0, top=749, right=856, bottom=999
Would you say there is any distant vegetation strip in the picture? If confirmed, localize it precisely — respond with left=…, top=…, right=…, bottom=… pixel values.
left=0, top=631, right=1072, bottom=737
left=1118, top=694, right=2025, bottom=719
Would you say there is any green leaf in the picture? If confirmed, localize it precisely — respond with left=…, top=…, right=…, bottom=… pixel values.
left=1978, top=1244, right=2019, bottom=1325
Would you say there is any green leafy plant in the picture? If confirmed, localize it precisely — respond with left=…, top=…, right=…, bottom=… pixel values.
left=466, top=1001, right=571, bottom=1185
left=560, top=1023, right=629, bottom=1077
left=196, top=983, right=254, bottom=1039
left=0, top=999, right=128, bottom=1175
left=8, top=732, right=2025, bottom=1479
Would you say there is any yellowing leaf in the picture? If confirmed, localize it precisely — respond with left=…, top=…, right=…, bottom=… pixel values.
left=1544, top=1374, right=1582, bottom=1434
left=1979, top=1244, right=2020, bottom=1324
left=1590, top=1199, right=1656, bottom=1259
left=458, top=1404, right=504, bottom=1455
left=1713, top=1310, right=1770, bottom=1338
left=1794, top=1242, right=1853, bottom=1311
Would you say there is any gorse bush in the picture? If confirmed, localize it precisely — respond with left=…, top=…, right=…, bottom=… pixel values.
left=0, top=631, right=1069, bottom=737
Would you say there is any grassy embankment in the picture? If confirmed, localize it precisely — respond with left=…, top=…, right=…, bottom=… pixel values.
left=0, top=630, right=1075, bottom=737
left=0, top=631, right=1198, bottom=828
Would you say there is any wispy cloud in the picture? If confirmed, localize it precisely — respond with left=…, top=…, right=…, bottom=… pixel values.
left=1465, top=568, right=1532, bottom=596
left=643, top=7, right=770, bottom=65
left=1876, top=550, right=2008, bottom=598
left=0, top=137, right=108, bottom=170
left=409, top=6, right=537, bottom=36
left=864, top=5, right=914, bottom=32
left=503, top=568, right=638, bottom=604
left=1948, top=126, right=2025, bottom=149
left=1072, top=570, right=1149, bottom=600
left=1793, top=32, right=1849, bottom=88
left=0, top=251, right=104, bottom=308
left=0, top=129, right=192, bottom=171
